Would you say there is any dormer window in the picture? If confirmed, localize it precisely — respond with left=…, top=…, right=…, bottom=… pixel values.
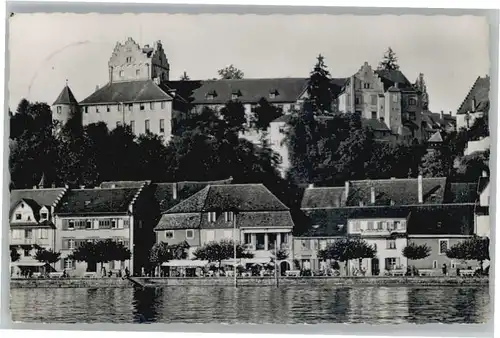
left=269, top=89, right=279, bottom=99
left=231, top=90, right=242, bottom=100
left=15, top=213, right=21, bottom=220
left=57, top=106, right=62, bottom=114
left=471, top=98, right=476, bottom=111
left=206, top=90, right=218, bottom=100
left=208, top=211, right=217, bottom=223
left=40, top=212, right=48, bottom=220
left=409, top=98, right=417, bottom=106
left=126, top=57, right=132, bottom=63
left=224, top=211, right=234, bottom=222
left=363, top=82, right=370, bottom=89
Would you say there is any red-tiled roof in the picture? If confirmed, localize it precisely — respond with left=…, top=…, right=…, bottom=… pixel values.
left=80, top=80, right=173, bottom=105
left=457, top=76, right=490, bottom=115
left=53, top=85, right=78, bottom=105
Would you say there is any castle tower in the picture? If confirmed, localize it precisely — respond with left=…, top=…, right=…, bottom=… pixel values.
left=52, top=81, right=80, bottom=128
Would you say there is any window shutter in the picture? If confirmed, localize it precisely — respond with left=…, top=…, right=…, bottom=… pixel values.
left=62, top=219, right=69, bottom=230
left=72, top=260, right=76, bottom=269
left=62, top=239, right=69, bottom=250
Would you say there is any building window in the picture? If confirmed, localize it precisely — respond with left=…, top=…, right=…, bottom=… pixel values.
left=12, top=230, right=22, bottom=239
left=207, top=212, right=217, bottom=223
left=68, top=220, right=75, bottom=230
left=439, top=239, right=449, bottom=255
left=363, top=82, right=370, bottom=89
left=371, top=95, right=377, bottom=105
left=244, top=233, right=252, bottom=245
left=367, top=221, right=374, bottom=230
left=150, top=102, right=155, bottom=110
left=165, top=231, right=174, bottom=239
left=126, top=57, right=132, bottom=63
left=206, top=230, right=215, bottom=242
left=269, top=93, right=276, bottom=99
left=161, top=101, right=166, bottom=109
left=224, top=211, right=234, bottom=222
left=371, top=111, right=377, bottom=119
left=119, top=71, right=124, bottom=77
left=85, top=220, right=92, bottom=229
left=159, top=119, right=165, bottom=133
left=15, top=213, right=21, bottom=220
left=140, top=104, right=145, bottom=111
left=432, top=260, right=438, bottom=269
left=393, top=94, right=398, bottom=103
left=128, top=104, right=133, bottom=112
left=387, top=239, right=396, bottom=249
left=409, top=98, right=416, bottom=106
left=117, top=104, right=121, bottom=112
left=24, top=248, right=31, bottom=257
left=40, top=228, right=48, bottom=239
left=385, top=258, right=397, bottom=270
left=256, top=234, right=265, bottom=250
left=68, top=239, right=75, bottom=250
left=57, top=106, right=62, bottom=114
left=186, top=229, right=194, bottom=239
left=145, top=120, right=150, bottom=133
left=129, top=120, right=135, bottom=133
left=355, top=97, right=360, bottom=104
left=106, top=105, right=110, bottom=112
left=111, top=220, right=118, bottom=229
left=352, top=220, right=360, bottom=231
left=95, top=106, right=99, bottom=114
left=136, top=69, right=140, bottom=76
left=64, top=258, right=74, bottom=269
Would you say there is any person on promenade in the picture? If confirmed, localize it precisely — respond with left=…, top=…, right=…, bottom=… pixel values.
left=442, top=263, right=448, bottom=276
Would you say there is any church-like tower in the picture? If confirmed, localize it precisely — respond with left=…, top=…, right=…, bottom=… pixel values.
left=52, top=82, right=80, bottom=128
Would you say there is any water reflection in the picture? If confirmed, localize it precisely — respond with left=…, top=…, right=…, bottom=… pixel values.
left=10, top=285, right=490, bottom=324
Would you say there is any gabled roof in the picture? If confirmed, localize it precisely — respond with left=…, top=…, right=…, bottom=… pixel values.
left=421, top=111, right=456, bottom=131
left=374, top=69, right=414, bottom=91
left=427, top=130, right=444, bottom=143
left=166, top=78, right=308, bottom=105
left=80, top=80, right=173, bottom=105
left=346, top=177, right=448, bottom=206
left=10, top=188, right=67, bottom=218
left=53, top=85, right=78, bottom=105
left=301, top=187, right=346, bottom=209
left=165, top=184, right=289, bottom=214
left=457, top=76, right=490, bottom=115
left=56, top=187, right=142, bottom=215
left=362, top=118, right=390, bottom=131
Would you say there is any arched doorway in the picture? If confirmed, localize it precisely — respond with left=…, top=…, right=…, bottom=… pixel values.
left=280, top=261, right=291, bottom=276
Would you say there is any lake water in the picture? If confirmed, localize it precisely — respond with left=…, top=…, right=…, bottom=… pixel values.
left=10, top=285, right=491, bottom=324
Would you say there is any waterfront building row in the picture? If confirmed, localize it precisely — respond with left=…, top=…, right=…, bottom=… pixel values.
left=9, top=175, right=490, bottom=277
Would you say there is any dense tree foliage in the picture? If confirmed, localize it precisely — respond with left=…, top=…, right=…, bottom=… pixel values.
left=318, top=238, right=376, bottom=275
left=402, top=243, right=431, bottom=261
left=10, top=248, right=20, bottom=262
left=69, top=240, right=131, bottom=272
left=251, top=98, right=283, bottom=131
left=308, top=54, right=334, bottom=114
left=193, top=240, right=253, bottom=268
left=378, top=47, right=400, bottom=71
left=217, top=64, right=244, bottom=79
left=34, top=248, right=61, bottom=268
left=446, top=236, right=490, bottom=272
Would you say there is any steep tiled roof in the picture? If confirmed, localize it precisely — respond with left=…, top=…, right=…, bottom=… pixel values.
left=10, top=188, right=67, bottom=217
left=166, top=184, right=289, bottom=214
left=166, top=77, right=347, bottom=105
left=362, top=118, right=390, bottom=131
left=297, top=204, right=475, bottom=237
left=427, top=130, right=444, bottom=143
left=375, top=69, right=414, bottom=91
left=155, top=213, right=202, bottom=230
left=407, top=204, right=475, bottom=235
left=80, top=80, right=173, bottom=105
left=346, top=177, right=448, bottom=206
left=444, top=183, right=478, bottom=203
left=457, top=76, right=490, bottom=115
left=53, top=85, right=78, bottom=105
left=301, top=187, right=346, bottom=209
left=421, top=111, right=456, bottom=131
left=56, top=188, right=140, bottom=215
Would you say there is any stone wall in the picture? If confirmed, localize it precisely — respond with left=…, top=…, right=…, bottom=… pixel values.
left=11, top=276, right=489, bottom=289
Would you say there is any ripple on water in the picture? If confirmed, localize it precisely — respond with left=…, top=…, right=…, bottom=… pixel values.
left=10, top=285, right=491, bottom=324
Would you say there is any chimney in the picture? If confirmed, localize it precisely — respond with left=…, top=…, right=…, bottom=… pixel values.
left=449, top=111, right=452, bottom=115
left=370, top=187, right=375, bottom=204
left=153, top=77, right=160, bottom=85
left=79, top=185, right=85, bottom=189
left=440, top=110, right=444, bottom=119
left=96, top=85, right=99, bottom=92
left=395, top=82, right=399, bottom=89
left=173, top=183, right=178, bottom=200
left=482, top=170, right=488, bottom=178
left=344, top=181, right=350, bottom=200
left=32, top=185, right=37, bottom=190
left=51, top=183, right=56, bottom=188
left=308, top=183, right=314, bottom=189
left=471, top=97, right=476, bottom=112
left=417, top=175, right=423, bottom=203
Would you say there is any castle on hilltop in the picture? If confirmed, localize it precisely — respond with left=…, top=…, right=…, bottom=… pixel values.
left=51, top=37, right=456, bottom=175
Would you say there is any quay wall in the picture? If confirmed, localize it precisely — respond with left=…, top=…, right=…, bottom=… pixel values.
left=10, top=276, right=489, bottom=288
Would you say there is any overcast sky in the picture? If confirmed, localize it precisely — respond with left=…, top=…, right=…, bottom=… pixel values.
left=8, top=13, right=489, bottom=113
